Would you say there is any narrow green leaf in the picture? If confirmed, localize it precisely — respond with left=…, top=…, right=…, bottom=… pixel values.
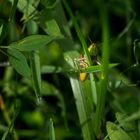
left=138, top=120, right=140, bottom=136
left=26, top=20, right=42, bottom=103
left=106, top=122, right=132, bottom=140
left=10, top=35, right=55, bottom=51
left=40, top=63, right=118, bottom=74
left=7, top=48, right=31, bottom=78
left=0, top=24, right=3, bottom=36
left=62, top=0, right=98, bottom=111
left=9, top=0, right=18, bottom=21
left=41, top=65, right=63, bottom=73
left=82, top=63, right=118, bottom=73
left=64, top=51, right=95, bottom=140
left=49, top=118, right=56, bottom=140
left=94, top=1, right=110, bottom=135
left=29, top=51, right=42, bottom=103
left=62, top=0, right=92, bottom=66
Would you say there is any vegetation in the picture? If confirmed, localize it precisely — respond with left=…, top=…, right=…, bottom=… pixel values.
left=0, top=0, right=140, bottom=140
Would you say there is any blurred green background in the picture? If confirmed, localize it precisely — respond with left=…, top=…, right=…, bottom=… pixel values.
left=0, top=0, right=140, bottom=140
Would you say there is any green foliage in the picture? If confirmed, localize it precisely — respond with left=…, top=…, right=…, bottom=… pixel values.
left=7, top=48, right=31, bottom=78
left=64, top=51, right=95, bottom=139
left=0, top=24, right=3, bottom=36
left=49, top=118, right=56, bottom=140
left=106, top=122, right=132, bottom=140
left=0, top=0, right=140, bottom=140
left=10, top=35, right=55, bottom=51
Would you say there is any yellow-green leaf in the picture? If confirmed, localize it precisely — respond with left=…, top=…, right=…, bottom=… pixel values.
left=106, top=122, right=132, bottom=140
left=10, top=35, right=55, bottom=51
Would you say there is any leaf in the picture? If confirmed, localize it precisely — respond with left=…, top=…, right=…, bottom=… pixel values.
left=9, top=0, right=18, bottom=21
left=41, top=0, right=60, bottom=9
left=115, top=112, right=136, bottom=131
left=10, top=35, right=55, bottom=51
left=29, top=51, right=42, bottom=103
left=45, top=19, right=63, bottom=37
left=0, top=24, right=3, bottom=36
left=115, top=112, right=139, bottom=140
left=138, top=120, right=140, bottom=136
left=64, top=51, right=96, bottom=140
left=81, top=63, right=119, bottom=73
left=40, top=62, right=118, bottom=74
left=12, top=0, right=40, bottom=22
left=41, top=65, right=63, bottom=74
left=7, top=48, right=31, bottom=78
left=49, top=118, right=56, bottom=140
left=106, top=122, right=132, bottom=140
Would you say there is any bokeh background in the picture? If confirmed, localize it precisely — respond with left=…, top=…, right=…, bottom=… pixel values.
left=0, top=0, right=140, bottom=140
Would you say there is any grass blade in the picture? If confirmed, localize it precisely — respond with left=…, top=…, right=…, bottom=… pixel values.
left=62, top=0, right=92, bottom=65
left=49, top=118, right=56, bottom=140
left=0, top=24, right=3, bottom=36
left=29, top=50, right=42, bottom=103
left=62, top=0, right=97, bottom=107
left=9, top=0, right=18, bottom=22
left=41, top=63, right=118, bottom=74
left=94, top=1, right=110, bottom=135
left=64, top=51, right=95, bottom=140
left=26, top=20, right=42, bottom=104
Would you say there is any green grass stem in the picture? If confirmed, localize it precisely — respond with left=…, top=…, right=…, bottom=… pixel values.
left=94, top=0, right=110, bottom=135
